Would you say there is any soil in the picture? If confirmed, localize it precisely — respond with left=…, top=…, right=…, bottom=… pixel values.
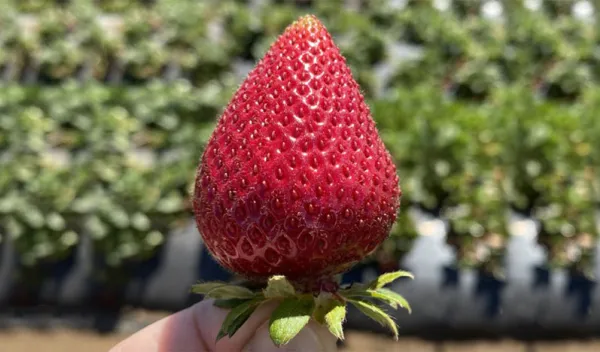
left=2, top=329, right=600, bottom=352
left=0, top=308, right=598, bottom=352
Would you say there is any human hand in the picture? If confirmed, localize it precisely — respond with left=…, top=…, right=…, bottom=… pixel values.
left=109, top=299, right=337, bottom=352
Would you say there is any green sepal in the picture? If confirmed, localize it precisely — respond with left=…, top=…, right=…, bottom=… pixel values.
left=190, top=281, right=229, bottom=294
left=263, top=275, right=296, bottom=298
left=376, top=288, right=412, bottom=314
left=269, top=297, right=315, bottom=346
left=313, top=293, right=346, bottom=340
left=193, top=271, right=413, bottom=346
left=216, top=298, right=264, bottom=341
left=313, top=293, right=335, bottom=324
left=340, top=270, right=414, bottom=337
left=343, top=288, right=411, bottom=314
left=367, top=270, right=414, bottom=289
left=348, top=299, right=399, bottom=340
left=324, top=303, right=346, bottom=340
left=191, top=282, right=255, bottom=300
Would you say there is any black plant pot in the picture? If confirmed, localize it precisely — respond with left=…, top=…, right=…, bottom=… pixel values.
left=346, top=211, right=600, bottom=339
left=8, top=239, right=87, bottom=308
left=0, top=234, right=16, bottom=306
left=129, top=221, right=232, bottom=311
left=4, top=212, right=600, bottom=339
left=52, top=234, right=95, bottom=307
left=90, top=250, right=142, bottom=311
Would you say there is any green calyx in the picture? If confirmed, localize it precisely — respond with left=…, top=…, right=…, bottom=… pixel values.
left=191, top=270, right=413, bottom=347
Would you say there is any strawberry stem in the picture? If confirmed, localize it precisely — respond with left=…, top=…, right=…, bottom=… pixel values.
left=291, top=275, right=342, bottom=294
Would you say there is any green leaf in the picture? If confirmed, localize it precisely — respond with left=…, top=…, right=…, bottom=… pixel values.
left=377, top=288, right=412, bottom=314
left=263, top=275, right=296, bottom=298
left=349, top=299, right=399, bottom=340
left=190, top=281, right=229, bottom=294
left=214, top=298, right=253, bottom=309
left=367, top=270, right=414, bottom=289
left=344, top=288, right=411, bottom=314
left=269, top=297, right=316, bottom=346
left=313, top=293, right=334, bottom=325
left=205, top=285, right=256, bottom=300
left=216, top=299, right=262, bottom=341
left=324, top=302, right=346, bottom=340
left=191, top=281, right=255, bottom=300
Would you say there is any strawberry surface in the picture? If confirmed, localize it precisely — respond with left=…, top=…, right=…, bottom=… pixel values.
left=193, top=15, right=401, bottom=284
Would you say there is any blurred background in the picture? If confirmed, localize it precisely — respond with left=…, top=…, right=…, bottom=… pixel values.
left=1, top=0, right=600, bottom=351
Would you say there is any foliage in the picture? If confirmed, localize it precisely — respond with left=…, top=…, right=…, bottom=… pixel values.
left=1, top=0, right=598, bottom=276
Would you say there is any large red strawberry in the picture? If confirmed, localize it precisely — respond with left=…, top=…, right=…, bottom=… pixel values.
left=193, top=15, right=401, bottom=285
left=192, top=15, right=411, bottom=347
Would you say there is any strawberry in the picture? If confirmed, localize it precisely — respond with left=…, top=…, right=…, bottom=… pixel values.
left=191, top=15, right=411, bottom=346
left=193, top=15, right=401, bottom=285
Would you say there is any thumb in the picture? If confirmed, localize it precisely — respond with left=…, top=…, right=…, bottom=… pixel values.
left=242, top=319, right=338, bottom=352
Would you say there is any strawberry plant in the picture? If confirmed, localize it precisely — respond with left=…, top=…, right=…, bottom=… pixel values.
left=445, top=170, right=508, bottom=277
left=397, top=5, right=449, bottom=45
left=35, top=9, right=84, bottom=83
left=534, top=60, right=592, bottom=101
left=120, top=9, right=166, bottom=83
left=0, top=83, right=204, bottom=268
left=533, top=96, right=597, bottom=276
left=1, top=102, right=90, bottom=265
left=441, top=101, right=508, bottom=276
left=7, top=160, right=89, bottom=266
left=387, top=52, right=447, bottom=89
left=96, top=0, right=143, bottom=13
left=219, top=1, right=265, bottom=61
left=84, top=164, right=188, bottom=267
left=496, top=85, right=556, bottom=212
left=16, top=0, right=54, bottom=13
left=542, top=0, right=580, bottom=17
left=534, top=171, right=597, bottom=277
left=75, top=101, right=192, bottom=268
left=444, top=59, right=504, bottom=101
left=160, top=2, right=220, bottom=82
left=584, top=89, right=600, bottom=202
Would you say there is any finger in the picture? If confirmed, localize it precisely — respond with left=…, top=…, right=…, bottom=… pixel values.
left=111, top=299, right=278, bottom=352
left=194, top=299, right=280, bottom=351
left=109, top=303, right=208, bottom=352
left=110, top=298, right=336, bottom=352
left=243, top=320, right=338, bottom=352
